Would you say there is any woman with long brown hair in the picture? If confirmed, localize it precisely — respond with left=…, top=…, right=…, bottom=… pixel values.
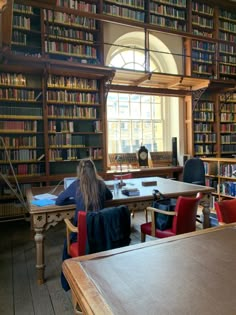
left=56, top=158, right=113, bottom=291
left=56, top=158, right=113, bottom=225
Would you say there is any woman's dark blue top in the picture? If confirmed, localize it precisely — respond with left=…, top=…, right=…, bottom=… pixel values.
left=55, top=179, right=113, bottom=226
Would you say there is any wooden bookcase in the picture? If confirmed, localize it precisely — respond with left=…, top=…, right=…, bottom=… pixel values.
left=219, top=92, right=236, bottom=156
left=202, top=157, right=236, bottom=200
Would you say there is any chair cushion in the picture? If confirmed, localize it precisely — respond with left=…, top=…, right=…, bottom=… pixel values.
left=69, top=242, right=79, bottom=257
left=141, top=222, right=175, bottom=238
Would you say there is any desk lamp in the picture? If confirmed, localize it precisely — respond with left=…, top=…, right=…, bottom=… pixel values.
left=115, top=155, right=126, bottom=187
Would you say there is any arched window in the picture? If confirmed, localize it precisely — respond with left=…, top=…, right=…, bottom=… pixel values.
left=106, top=31, right=180, bottom=154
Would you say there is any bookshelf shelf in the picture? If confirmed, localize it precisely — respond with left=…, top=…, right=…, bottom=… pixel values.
left=202, top=157, right=236, bottom=200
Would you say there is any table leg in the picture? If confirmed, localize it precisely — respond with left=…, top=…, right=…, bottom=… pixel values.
left=34, top=227, right=45, bottom=285
left=201, top=194, right=211, bottom=229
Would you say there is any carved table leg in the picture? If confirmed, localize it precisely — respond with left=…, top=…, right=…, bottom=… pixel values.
left=34, top=227, right=45, bottom=284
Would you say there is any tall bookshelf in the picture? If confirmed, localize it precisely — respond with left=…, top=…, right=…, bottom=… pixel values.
left=43, top=1, right=101, bottom=64
left=218, top=7, right=236, bottom=81
left=219, top=92, right=236, bottom=156
left=11, top=3, right=41, bottom=56
left=0, top=68, right=45, bottom=219
left=46, top=71, right=105, bottom=174
left=192, top=92, right=217, bottom=156
left=103, top=0, right=145, bottom=23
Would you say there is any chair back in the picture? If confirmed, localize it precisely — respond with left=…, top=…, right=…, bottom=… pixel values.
left=76, top=205, right=131, bottom=255
left=215, top=199, right=236, bottom=224
left=183, top=158, right=205, bottom=186
left=172, top=192, right=202, bottom=235
left=77, top=211, right=87, bottom=256
left=113, top=173, right=132, bottom=180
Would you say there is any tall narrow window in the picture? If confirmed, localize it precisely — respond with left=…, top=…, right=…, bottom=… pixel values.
left=107, top=49, right=164, bottom=154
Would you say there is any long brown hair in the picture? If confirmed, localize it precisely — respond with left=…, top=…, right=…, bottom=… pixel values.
left=77, top=158, right=104, bottom=211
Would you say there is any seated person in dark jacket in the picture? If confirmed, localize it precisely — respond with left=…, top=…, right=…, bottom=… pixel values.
left=55, top=158, right=113, bottom=291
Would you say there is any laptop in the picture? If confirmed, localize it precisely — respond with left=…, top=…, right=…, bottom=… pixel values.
left=64, top=177, right=77, bottom=190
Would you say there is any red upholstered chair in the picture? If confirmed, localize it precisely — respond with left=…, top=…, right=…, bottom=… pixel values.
left=64, top=211, right=87, bottom=257
left=64, top=205, right=131, bottom=257
left=140, top=192, right=202, bottom=242
left=214, top=199, right=236, bottom=224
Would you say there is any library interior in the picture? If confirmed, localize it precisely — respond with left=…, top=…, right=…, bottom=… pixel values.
left=1, top=0, right=236, bottom=313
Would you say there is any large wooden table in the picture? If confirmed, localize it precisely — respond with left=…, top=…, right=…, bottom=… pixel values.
left=63, top=224, right=236, bottom=315
left=26, top=177, right=214, bottom=284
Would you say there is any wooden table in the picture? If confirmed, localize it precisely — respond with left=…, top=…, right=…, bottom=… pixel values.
left=26, top=177, right=214, bottom=284
left=63, top=224, right=236, bottom=315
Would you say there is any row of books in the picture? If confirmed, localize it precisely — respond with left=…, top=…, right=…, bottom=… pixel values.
left=220, top=55, right=236, bottom=64
left=0, top=163, right=43, bottom=175
left=219, top=43, right=236, bottom=54
left=220, top=182, right=236, bottom=197
left=221, top=124, right=236, bottom=133
left=221, top=134, right=236, bottom=143
left=44, top=10, right=96, bottom=30
left=48, top=107, right=98, bottom=119
left=0, top=73, right=26, bottom=86
left=192, top=15, right=213, bottom=29
left=104, top=4, right=145, bottom=21
left=0, top=88, right=37, bottom=101
left=56, top=0, right=97, bottom=12
left=194, top=123, right=213, bottom=132
left=48, top=147, right=102, bottom=160
left=13, top=3, right=33, bottom=14
left=0, top=121, right=38, bottom=132
left=192, top=29, right=212, bottom=38
left=47, top=92, right=99, bottom=103
left=192, top=2, right=213, bottom=15
left=47, top=104, right=98, bottom=115
left=46, top=27, right=94, bottom=43
left=45, top=41, right=97, bottom=58
left=192, top=41, right=215, bottom=52
left=0, top=107, right=42, bottom=117
left=13, top=16, right=31, bottom=29
left=219, top=65, right=236, bottom=75
left=219, top=21, right=236, bottom=34
left=194, top=144, right=215, bottom=155
left=47, top=76, right=97, bottom=90
left=150, top=4, right=186, bottom=19
left=220, top=104, right=236, bottom=111
left=150, top=15, right=186, bottom=31
left=219, top=9, right=236, bottom=20
left=106, top=0, right=144, bottom=8
left=194, top=134, right=216, bottom=142
left=0, top=149, right=37, bottom=161
left=49, top=134, right=85, bottom=146
left=193, top=111, right=214, bottom=121
left=0, top=136, right=37, bottom=148
left=192, top=63, right=213, bottom=74
left=220, top=113, right=236, bottom=122
left=219, top=31, right=236, bottom=43
left=48, top=120, right=101, bottom=133
left=194, top=102, right=214, bottom=111
left=220, top=144, right=236, bottom=153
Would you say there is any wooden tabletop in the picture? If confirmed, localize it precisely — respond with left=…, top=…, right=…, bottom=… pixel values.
left=63, top=224, right=236, bottom=315
left=27, top=177, right=214, bottom=214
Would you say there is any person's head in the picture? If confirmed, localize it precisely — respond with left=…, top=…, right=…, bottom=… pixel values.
left=77, top=158, right=103, bottom=211
left=77, top=158, right=99, bottom=181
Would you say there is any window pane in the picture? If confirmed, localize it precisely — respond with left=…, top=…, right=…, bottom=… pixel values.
left=141, top=103, right=151, bottom=119
left=108, top=121, right=120, bottom=153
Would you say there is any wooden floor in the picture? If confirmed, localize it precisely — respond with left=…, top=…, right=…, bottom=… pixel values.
left=0, top=211, right=153, bottom=315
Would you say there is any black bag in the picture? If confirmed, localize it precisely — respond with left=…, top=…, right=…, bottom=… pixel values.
left=152, top=189, right=177, bottom=231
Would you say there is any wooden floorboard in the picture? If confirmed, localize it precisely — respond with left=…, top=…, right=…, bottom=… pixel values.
left=0, top=211, right=149, bottom=315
